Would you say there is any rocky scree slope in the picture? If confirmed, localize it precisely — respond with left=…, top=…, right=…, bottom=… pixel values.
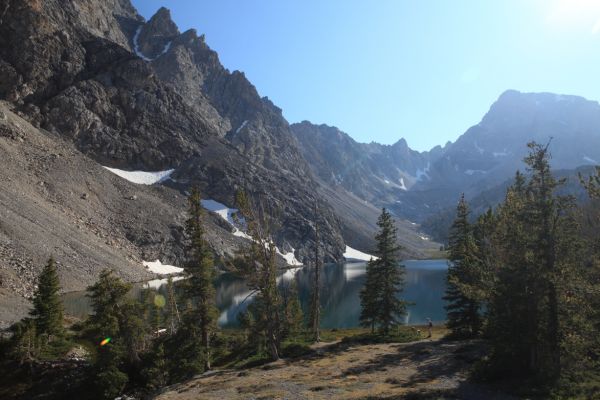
left=0, top=101, right=264, bottom=328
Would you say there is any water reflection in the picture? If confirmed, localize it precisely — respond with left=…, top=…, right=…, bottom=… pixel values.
left=62, top=260, right=448, bottom=328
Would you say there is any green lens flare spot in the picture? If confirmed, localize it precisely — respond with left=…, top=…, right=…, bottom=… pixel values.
left=154, top=294, right=166, bottom=308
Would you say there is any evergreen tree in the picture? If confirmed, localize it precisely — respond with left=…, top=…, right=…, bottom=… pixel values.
left=142, top=341, right=168, bottom=390
left=309, top=202, right=322, bottom=342
left=486, top=142, right=583, bottom=388
left=165, top=276, right=181, bottom=335
left=282, top=277, right=304, bottom=339
left=486, top=171, right=532, bottom=374
left=376, top=209, right=408, bottom=335
left=443, top=195, right=484, bottom=338
left=9, top=318, right=39, bottom=364
left=360, top=208, right=408, bottom=335
left=234, top=190, right=282, bottom=360
left=182, top=187, right=218, bottom=370
left=30, top=257, right=64, bottom=341
left=359, top=257, right=380, bottom=333
left=86, top=269, right=144, bottom=398
left=164, top=313, right=206, bottom=382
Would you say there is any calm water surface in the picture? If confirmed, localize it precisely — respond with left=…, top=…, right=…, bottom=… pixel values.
left=62, top=259, right=448, bottom=328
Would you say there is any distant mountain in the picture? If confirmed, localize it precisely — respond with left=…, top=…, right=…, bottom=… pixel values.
left=291, top=122, right=445, bottom=203
left=293, top=90, right=600, bottom=223
left=418, top=90, right=600, bottom=193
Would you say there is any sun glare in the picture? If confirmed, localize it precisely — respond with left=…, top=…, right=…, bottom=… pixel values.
left=546, top=0, right=600, bottom=33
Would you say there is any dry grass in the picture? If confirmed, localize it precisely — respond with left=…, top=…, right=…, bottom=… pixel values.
left=156, top=326, right=515, bottom=400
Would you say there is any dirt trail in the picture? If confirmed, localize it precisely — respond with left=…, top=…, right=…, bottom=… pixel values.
left=155, top=338, right=516, bottom=400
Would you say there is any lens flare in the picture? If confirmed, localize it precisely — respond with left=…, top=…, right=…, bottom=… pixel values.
left=154, top=294, right=166, bottom=308
left=100, top=337, right=111, bottom=346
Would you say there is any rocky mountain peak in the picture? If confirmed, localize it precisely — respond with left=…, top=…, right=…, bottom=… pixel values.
left=135, top=7, right=179, bottom=60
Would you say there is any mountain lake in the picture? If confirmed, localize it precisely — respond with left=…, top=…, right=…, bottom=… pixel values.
left=61, top=259, right=448, bottom=328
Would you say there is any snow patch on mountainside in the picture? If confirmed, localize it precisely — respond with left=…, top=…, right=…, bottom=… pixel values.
left=344, top=245, right=377, bottom=262
left=415, top=162, right=431, bottom=182
left=584, top=156, right=598, bottom=164
left=158, top=41, right=172, bottom=57
left=103, top=167, right=174, bottom=185
left=143, top=260, right=184, bottom=275
left=133, top=26, right=152, bottom=61
left=201, top=199, right=254, bottom=240
left=201, top=199, right=301, bottom=265
left=278, top=248, right=302, bottom=266
left=133, top=25, right=173, bottom=62
left=235, top=120, right=249, bottom=134
left=399, top=177, right=407, bottom=191
left=201, top=199, right=239, bottom=225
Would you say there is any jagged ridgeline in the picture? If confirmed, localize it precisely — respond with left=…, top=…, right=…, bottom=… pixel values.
left=0, top=0, right=354, bottom=318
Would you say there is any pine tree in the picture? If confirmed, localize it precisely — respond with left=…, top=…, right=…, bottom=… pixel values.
left=486, top=171, right=532, bottom=374
left=165, top=276, right=181, bottom=335
left=282, top=277, right=304, bottom=339
left=359, top=257, right=380, bottom=333
left=86, top=269, right=145, bottom=397
left=377, top=209, right=408, bottom=335
left=87, top=269, right=131, bottom=342
left=142, top=341, right=168, bottom=390
left=30, top=257, right=64, bottom=341
left=9, top=318, right=39, bottom=364
left=360, top=208, right=408, bottom=335
left=443, top=195, right=484, bottom=338
left=486, top=142, right=583, bottom=389
left=234, top=190, right=282, bottom=360
left=182, top=187, right=218, bottom=370
left=309, top=202, right=322, bottom=342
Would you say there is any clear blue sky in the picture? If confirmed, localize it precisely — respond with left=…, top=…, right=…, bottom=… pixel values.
left=132, top=0, right=600, bottom=152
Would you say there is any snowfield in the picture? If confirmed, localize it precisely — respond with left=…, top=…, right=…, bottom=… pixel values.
left=277, top=248, right=302, bottom=266
left=143, top=260, right=184, bottom=275
left=103, top=167, right=174, bottom=185
left=201, top=199, right=253, bottom=240
left=344, top=245, right=377, bottom=262
left=201, top=199, right=302, bottom=265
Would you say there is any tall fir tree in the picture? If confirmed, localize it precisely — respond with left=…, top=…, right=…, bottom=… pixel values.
left=182, top=187, right=218, bottom=370
left=486, top=142, right=583, bottom=389
left=443, top=195, right=484, bottom=338
left=360, top=208, right=408, bottom=335
left=30, top=257, right=64, bottom=341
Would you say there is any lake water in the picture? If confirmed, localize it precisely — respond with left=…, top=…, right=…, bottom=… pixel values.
left=62, top=259, right=448, bottom=328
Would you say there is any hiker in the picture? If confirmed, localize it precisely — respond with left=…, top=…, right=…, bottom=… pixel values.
left=427, top=318, right=433, bottom=338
